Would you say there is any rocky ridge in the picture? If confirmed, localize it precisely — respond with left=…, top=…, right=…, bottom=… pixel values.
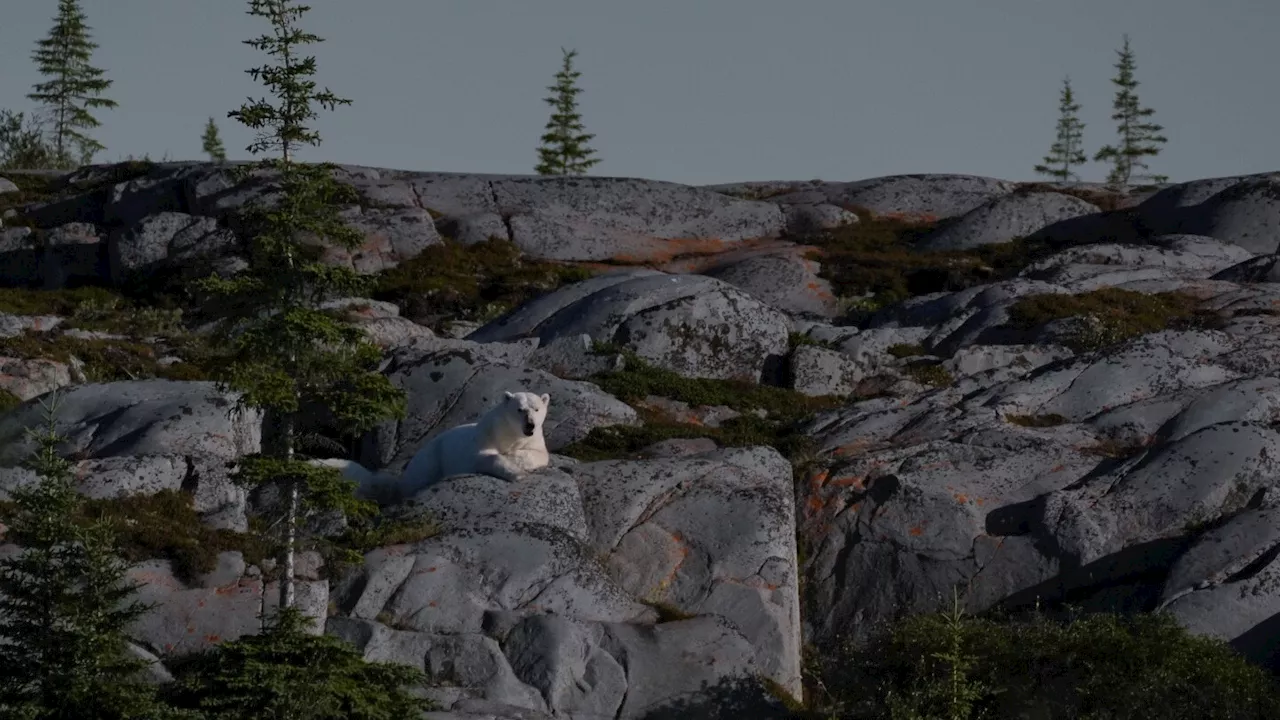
left=2, top=163, right=1280, bottom=718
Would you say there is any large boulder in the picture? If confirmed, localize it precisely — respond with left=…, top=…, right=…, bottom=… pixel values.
left=1178, top=177, right=1280, bottom=255
left=347, top=170, right=786, bottom=263
left=828, top=174, right=1015, bottom=220
left=798, top=320, right=1280, bottom=668
left=330, top=445, right=801, bottom=716
left=467, top=272, right=791, bottom=382
left=1135, top=172, right=1280, bottom=235
left=108, top=211, right=242, bottom=283
left=359, top=346, right=639, bottom=474
left=700, top=249, right=839, bottom=318
left=0, top=380, right=260, bottom=530
left=916, top=191, right=1100, bottom=251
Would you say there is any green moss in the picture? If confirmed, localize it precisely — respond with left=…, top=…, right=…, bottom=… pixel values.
left=886, top=342, right=925, bottom=359
left=591, top=352, right=840, bottom=421
left=1008, top=288, right=1215, bottom=352
left=561, top=407, right=819, bottom=464
left=0, top=388, right=21, bottom=413
left=642, top=600, right=698, bottom=624
left=372, top=237, right=594, bottom=329
left=1006, top=413, right=1069, bottom=428
left=1082, top=437, right=1149, bottom=459
left=0, top=331, right=208, bottom=383
left=798, top=210, right=1053, bottom=315
left=0, top=172, right=58, bottom=221
left=76, top=489, right=253, bottom=583
left=903, top=361, right=953, bottom=387
left=0, top=286, right=122, bottom=317
left=335, top=513, right=440, bottom=553
left=810, top=610, right=1280, bottom=719
left=562, top=353, right=842, bottom=462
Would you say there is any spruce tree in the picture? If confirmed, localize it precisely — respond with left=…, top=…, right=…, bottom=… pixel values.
left=163, top=607, right=432, bottom=718
left=1033, top=77, right=1088, bottom=182
left=0, top=398, right=176, bottom=720
left=26, top=0, right=117, bottom=168
left=201, top=117, right=227, bottom=162
left=534, top=48, right=601, bottom=176
left=1094, top=34, right=1168, bottom=185
left=199, top=0, right=405, bottom=612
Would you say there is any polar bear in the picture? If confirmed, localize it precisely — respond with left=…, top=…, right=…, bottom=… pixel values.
left=310, top=390, right=551, bottom=504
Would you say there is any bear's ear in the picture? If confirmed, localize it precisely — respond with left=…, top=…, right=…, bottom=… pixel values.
left=504, top=391, right=515, bottom=401
left=539, top=393, right=550, bottom=407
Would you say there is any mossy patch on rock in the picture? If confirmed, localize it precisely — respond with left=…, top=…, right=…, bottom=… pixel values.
left=0, top=172, right=58, bottom=222
left=0, top=287, right=216, bottom=382
left=0, top=286, right=122, bottom=317
left=589, top=350, right=841, bottom=421
left=1007, top=413, right=1069, bottom=428
left=0, top=331, right=207, bottom=383
left=902, top=361, right=953, bottom=387
left=372, top=237, right=594, bottom=330
left=71, top=489, right=254, bottom=583
left=562, top=351, right=841, bottom=462
left=887, top=342, right=926, bottom=359
left=797, top=209, right=1053, bottom=316
left=1008, top=288, right=1218, bottom=352
left=0, top=388, right=21, bottom=413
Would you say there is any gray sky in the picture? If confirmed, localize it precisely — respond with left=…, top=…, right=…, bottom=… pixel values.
left=1, top=0, right=1276, bottom=185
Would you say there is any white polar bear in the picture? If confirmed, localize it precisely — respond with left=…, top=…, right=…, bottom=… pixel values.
left=310, top=390, right=551, bottom=504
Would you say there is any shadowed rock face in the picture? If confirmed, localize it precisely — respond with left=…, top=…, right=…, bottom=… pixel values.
left=5, top=163, right=1280, bottom=712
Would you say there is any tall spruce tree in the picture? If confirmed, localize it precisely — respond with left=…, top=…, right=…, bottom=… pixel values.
left=26, top=0, right=117, bottom=168
left=199, top=0, right=405, bottom=612
left=201, top=117, right=227, bottom=162
left=0, top=398, right=176, bottom=720
left=534, top=48, right=601, bottom=176
left=1094, top=34, right=1168, bottom=185
left=1033, top=76, right=1088, bottom=182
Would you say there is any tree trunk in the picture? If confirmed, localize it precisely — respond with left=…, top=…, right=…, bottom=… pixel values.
left=280, top=479, right=298, bottom=609
left=278, top=411, right=297, bottom=610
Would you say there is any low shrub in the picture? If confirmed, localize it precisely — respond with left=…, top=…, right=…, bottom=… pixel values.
left=75, top=489, right=250, bottom=583
left=902, top=361, right=953, bottom=387
left=372, top=237, right=594, bottom=329
left=886, top=343, right=925, bottom=359
left=797, top=210, right=1054, bottom=316
left=808, top=607, right=1280, bottom=719
left=1008, top=288, right=1217, bottom=352
left=1006, top=413, right=1069, bottom=428
left=0, top=331, right=208, bottom=382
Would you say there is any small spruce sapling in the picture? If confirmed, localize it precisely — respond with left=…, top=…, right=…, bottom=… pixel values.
left=26, top=0, right=118, bottom=167
left=0, top=395, right=177, bottom=720
left=534, top=48, right=601, bottom=176
left=1033, top=77, right=1088, bottom=182
left=164, top=606, right=433, bottom=718
left=201, top=117, right=227, bottom=162
left=199, top=0, right=406, bottom=613
left=1094, top=34, right=1168, bottom=186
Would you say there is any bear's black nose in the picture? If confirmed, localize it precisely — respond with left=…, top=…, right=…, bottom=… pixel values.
left=523, top=424, right=535, bottom=436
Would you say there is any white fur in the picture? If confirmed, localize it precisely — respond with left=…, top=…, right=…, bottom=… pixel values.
left=308, top=390, right=551, bottom=504
left=401, top=390, right=550, bottom=496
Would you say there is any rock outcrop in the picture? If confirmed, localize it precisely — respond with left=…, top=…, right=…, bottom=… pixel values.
left=5, top=162, right=1280, bottom=717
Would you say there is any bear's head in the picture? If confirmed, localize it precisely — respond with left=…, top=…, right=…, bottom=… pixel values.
left=504, top=390, right=550, bottom=438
